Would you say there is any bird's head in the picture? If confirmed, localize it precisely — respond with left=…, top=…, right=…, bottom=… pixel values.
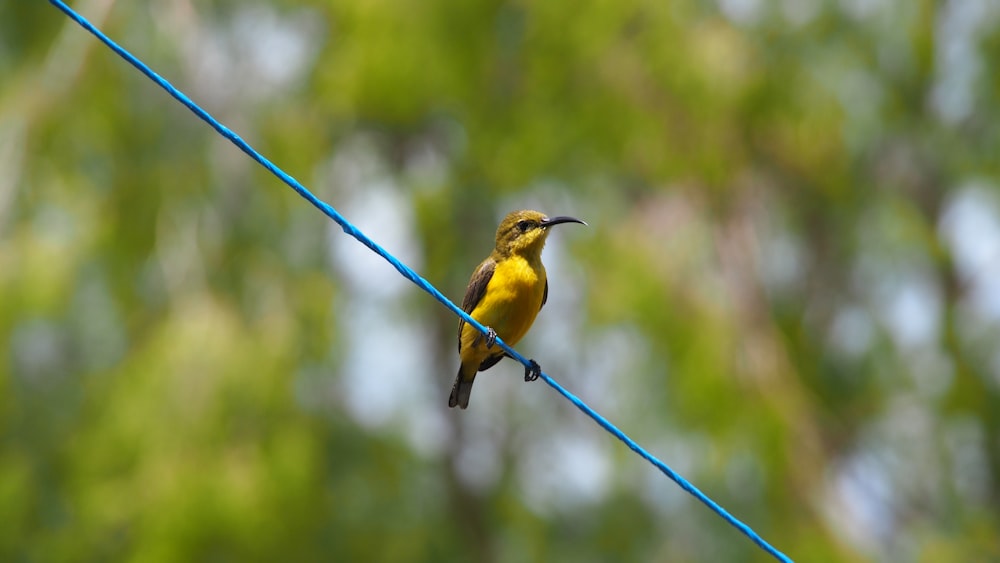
left=494, top=210, right=586, bottom=258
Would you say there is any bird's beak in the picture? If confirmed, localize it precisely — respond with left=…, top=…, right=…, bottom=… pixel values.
left=540, top=216, right=587, bottom=228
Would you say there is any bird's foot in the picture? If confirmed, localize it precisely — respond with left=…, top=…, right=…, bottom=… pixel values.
left=524, top=360, right=541, bottom=382
left=484, top=327, right=497, bottom=349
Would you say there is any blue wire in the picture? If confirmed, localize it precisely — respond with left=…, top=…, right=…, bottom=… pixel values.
left=48, top=1, right=793, bottom=561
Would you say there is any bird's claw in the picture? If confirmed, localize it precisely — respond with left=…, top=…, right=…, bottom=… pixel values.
left=524, top=360, right=541, bottom=382
left=485, top=327, right=497, bottom=349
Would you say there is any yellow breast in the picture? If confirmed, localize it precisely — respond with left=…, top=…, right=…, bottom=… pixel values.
left=462, top=256, right=546, bottom=357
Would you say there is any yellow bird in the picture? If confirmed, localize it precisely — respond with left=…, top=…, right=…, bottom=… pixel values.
left=449, top=210, right=586, bottom=409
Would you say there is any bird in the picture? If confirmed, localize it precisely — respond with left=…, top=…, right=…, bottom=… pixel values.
left=448, top=210, right=586, bottom=409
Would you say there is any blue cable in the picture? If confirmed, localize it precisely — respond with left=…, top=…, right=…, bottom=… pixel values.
left=48, top=1, right=793, bottom=561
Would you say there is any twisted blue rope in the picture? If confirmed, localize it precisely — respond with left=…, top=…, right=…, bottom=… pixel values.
left=49, top=2, right=792, bottom=561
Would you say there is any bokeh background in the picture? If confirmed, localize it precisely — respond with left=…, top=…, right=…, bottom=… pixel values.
left=4, top=0, right=1000, bottom=561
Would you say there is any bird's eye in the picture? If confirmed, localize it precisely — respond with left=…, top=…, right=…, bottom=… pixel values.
left=516, top=220, right=532, bottom=233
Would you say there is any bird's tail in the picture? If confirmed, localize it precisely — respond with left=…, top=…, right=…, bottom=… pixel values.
left=448, top=368, right=474, bottom=409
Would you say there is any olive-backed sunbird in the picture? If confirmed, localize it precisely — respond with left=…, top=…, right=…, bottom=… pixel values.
left=449, top=210, right=586, bottom=409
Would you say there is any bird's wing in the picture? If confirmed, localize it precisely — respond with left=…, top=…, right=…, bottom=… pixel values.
left=458, top=257, right=496, bottom=352
left=478, top=354, right=505, bottom=372
left=541, top=279, right=548, bottom=310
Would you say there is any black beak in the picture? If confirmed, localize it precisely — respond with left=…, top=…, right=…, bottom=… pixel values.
left=540, top=215, right=587, bottom=228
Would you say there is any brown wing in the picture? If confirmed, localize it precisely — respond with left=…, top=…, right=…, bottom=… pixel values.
left=457, top=257, right=496, bottom=352
left=541, top=279, right=548, bottom=310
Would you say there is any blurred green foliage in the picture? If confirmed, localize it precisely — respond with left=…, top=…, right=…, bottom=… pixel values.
left=3, top=0, right=1000, bottom=561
